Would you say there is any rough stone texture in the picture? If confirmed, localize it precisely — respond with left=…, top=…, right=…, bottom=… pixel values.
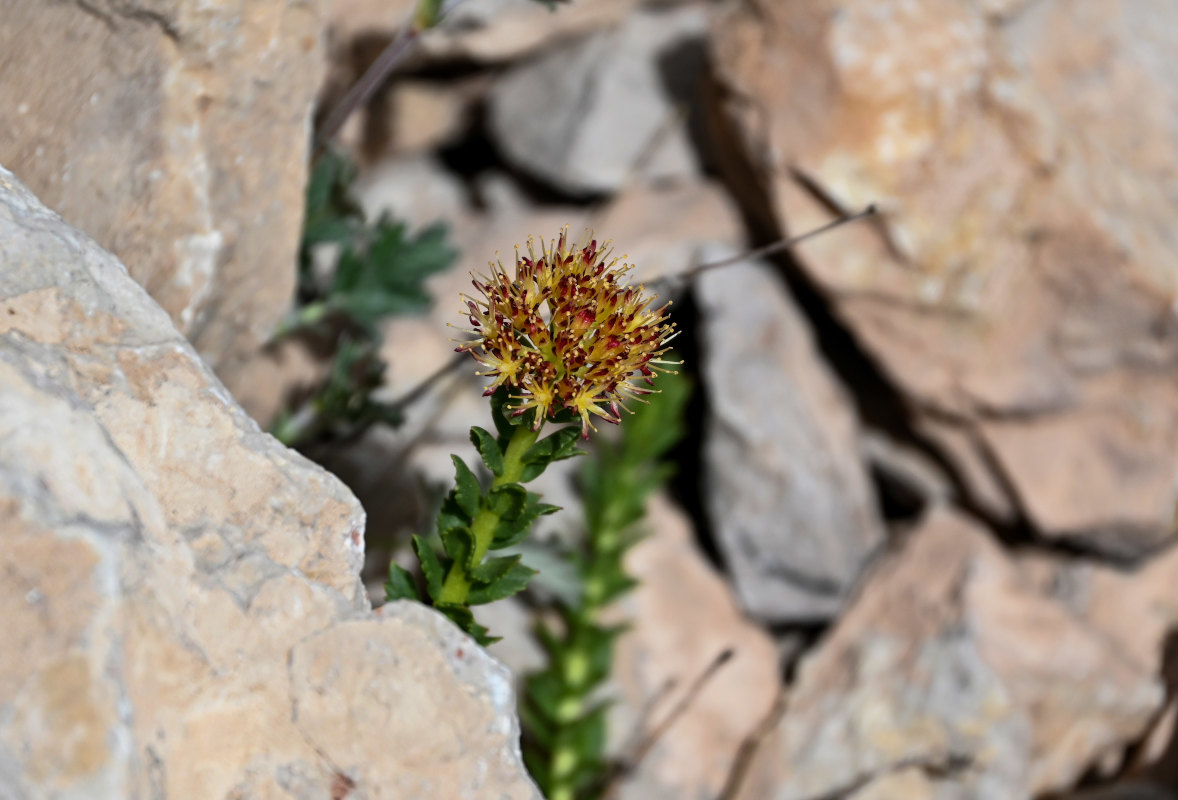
left=709, top=0, right=1178, bottom=557
left=733, top=510, right=1163, bottom=800
left=698, top=257, right=884, bottom=623
left=489, top=5, right=707, bottom=195
left=328, top=0, right=642, bottom=64
left=0, top=166, right=539, bottom=799
left=0, top=0, right=324, bottom=403
left=606, top=494, right=780, bottom=800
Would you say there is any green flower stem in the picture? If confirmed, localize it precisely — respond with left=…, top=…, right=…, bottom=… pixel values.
left=414, top=0, right=444, bottom=30
left=437, top=424, right=539, bottom=604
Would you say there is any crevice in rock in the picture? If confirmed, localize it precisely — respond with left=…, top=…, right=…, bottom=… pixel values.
left=698, top=63, right=1132, bottom=568
left=72, top=0, right=180, bottom=41
left=435, top=97, right=600, bottom=210
left=664, top=284, right=726, bottom=574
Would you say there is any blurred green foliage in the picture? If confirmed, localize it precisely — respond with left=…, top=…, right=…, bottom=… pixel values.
left=271, top=148, right=456, bottom=448
left=521, top=368, right=690, bottom=800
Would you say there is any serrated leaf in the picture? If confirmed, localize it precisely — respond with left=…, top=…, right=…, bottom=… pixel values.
left=523, top=426, right=583, bottom=467
left=470, top=426, right=504, bottom=477
left=435, top=602, right=496, bottom=644
left=470, top=554, right=522, bottom=584
left=487, top=484, right=527, bottom=520
left=384, top=564, right=420, bottom=602
left=490, top=386, right=519, bottom=439
left=439, top=524, right=475, bottom=571
left=412, top=534, right=444, bottom=599
left=467, top=562, right=537, bottom=605
left=491, top=492, right=560, bottom=549
left=436, top=494, right=470, bottom=533
left=451, top=455, right=481, bottom=518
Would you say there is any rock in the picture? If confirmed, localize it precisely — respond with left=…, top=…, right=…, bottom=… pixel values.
left=861, top=430, right=953, bottom=523
left=708, top=0, right=1178, bottom=557
left=488, top=5, right=707, bottom=195
left=733, top=510, right=1162, bottom=800
left=327, top=0, right=640, bottom=65
left=698, top=256, right=885, bottom=623
left=0, top=0, right=325, bottom=403
left=353, top=152, right=472, bottom=230
left=913, top=417, right=1017, bottom=526
left=419, top=0, right=640, bottom=64
left=384, top=78, right=477, bottom=153
left=605, top=494, right=781, bottom=800
left=0, top=165, right=539, bottom=799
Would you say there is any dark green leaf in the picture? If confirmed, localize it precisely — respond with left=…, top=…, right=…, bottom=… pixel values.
left=451, top=455, right=481, bottom=519
left=486, top=483, right=527, bottom=521
left=435, top=602, right=496, bottom=645
left=524, top=425, right=583, bottom=467
left=439, top=524, right=475, bottom=572
left=470, top=554, right=522, bottom=584
left=565, top=702, right=609, bottom=764
left=436, top=494, right=470, bottom=533
left=384, top=563, right=420, bottom=602
left=490, top=386, right=518, bottom=439
left=491, top=491, right=560, bottom=549
left=470, top=426, right=504, bottom=477
left=467, top=562, right=537, bottom=605
left=524, top=670, right=564, bottom=722
left=412, top=534, right=445, bottom=600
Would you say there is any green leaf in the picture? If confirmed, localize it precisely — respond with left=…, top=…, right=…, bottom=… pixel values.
left=451, top=455, right=481, bottom=519
left=384, top=564, right=420, bottom=602
left=412, top=534, right=444, bottom=599
left=487, top=484, right=527, bottom=521
left=467, top=562, right=537, bottom=605
left=565, top=702, right=610, bottom=765
left=470, top=554, right=522, bottom=583
left=524, top=426, right=583, bottom=466
left=436, top=494, right=470, bottom=533
left=524, top=669, right=564, bottom=722
left=470, top=426, right=504, bottom=477
left=440, top=524, right=475, bottom=571
left=490, top=386, right=517, bottom=439
left=491, top=492, right=560, bottom=549
left=435, top=602, right=496, bottom=645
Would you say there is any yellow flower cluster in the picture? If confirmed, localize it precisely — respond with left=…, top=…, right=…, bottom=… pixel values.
left=457, top=229, right=677, bottom=438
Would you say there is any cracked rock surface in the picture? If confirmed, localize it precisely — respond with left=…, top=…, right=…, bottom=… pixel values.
left=0, top=0, right=325, bottom=403
left=709, top=0, right=1178, bottom=559
left=0, top=165, right=539, bottom=799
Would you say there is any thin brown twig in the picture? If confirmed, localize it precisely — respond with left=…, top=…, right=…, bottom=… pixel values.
left=382, top=211, right=878, bottom=418
left=718, top=683, right=789, bottom=800
left=647, top=204, right=878, bottom=296
left=314, top=0, right=474, bottom=153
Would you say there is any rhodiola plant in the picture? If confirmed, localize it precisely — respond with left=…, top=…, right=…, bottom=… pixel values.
left=386, top=228, right=678, bottom=645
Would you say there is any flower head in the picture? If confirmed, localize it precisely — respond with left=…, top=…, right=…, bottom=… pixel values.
left=457, top=228, right=677, bottom=438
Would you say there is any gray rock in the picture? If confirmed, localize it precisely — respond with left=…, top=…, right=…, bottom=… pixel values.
left=488, top=6, right=706, bottom=195
left=698, top=256, right=885, bottom=623
left=733, top=510, right=1162, bottom=800
left=0, top=165, right=539, bottom=799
